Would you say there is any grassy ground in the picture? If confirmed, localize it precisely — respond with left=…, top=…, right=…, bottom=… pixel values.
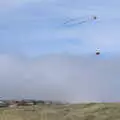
left=0, top=103, right=120, bottom=120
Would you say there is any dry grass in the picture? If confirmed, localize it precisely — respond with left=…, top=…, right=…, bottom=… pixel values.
left=0, top=103, right=120, bottom=120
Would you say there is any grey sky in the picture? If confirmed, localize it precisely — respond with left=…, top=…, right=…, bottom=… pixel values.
left=0, top=54, right=120, bottom=103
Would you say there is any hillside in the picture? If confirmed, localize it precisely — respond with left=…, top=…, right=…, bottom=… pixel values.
left=0, top=102, right=120, bottom=120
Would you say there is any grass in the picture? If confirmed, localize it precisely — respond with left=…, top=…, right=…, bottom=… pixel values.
left=0, top=103, right=120, bottom=120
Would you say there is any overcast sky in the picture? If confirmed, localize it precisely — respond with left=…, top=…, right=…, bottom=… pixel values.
left=0, top=0, right=120, bottom=102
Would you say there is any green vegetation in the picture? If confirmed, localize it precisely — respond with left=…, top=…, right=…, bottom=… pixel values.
left=0, top=103, right=120, bottom=120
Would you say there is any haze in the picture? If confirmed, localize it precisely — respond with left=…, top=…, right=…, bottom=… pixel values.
left=0, top=0, right=120, bottom=103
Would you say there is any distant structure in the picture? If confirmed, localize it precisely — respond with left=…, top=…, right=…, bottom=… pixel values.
left=0, top=100, right=9, bottom=107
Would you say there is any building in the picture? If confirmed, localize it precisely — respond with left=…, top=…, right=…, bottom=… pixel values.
left=0, top=101, right=9, bottom=107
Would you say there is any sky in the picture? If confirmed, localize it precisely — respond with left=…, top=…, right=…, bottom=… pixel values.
left=0, top=0, right=120, bottom=102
